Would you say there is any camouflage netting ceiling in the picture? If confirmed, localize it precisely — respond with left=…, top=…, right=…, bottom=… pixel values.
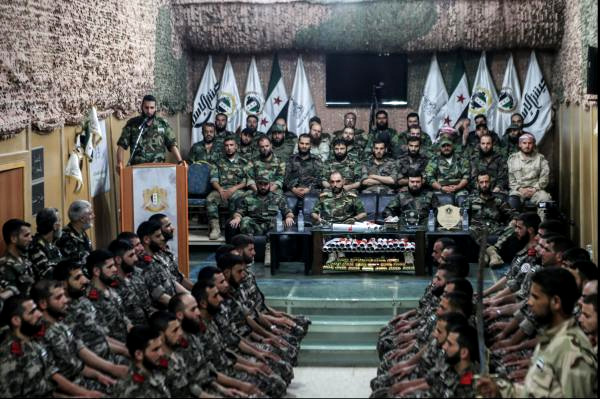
left=172, top=0, right=565, bottom=53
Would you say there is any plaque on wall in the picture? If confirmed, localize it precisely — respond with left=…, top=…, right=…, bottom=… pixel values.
left=437, top=205, right=461, bottom=230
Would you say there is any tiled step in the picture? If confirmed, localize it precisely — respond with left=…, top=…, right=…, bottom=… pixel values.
left=298, top=344, right=379, bottom=367
left=189, top=231, right=225, bottom=246
left=306, top=315, right=389, bottom=333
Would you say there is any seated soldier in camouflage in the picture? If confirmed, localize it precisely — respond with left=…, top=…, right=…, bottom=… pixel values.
left=464, top=121, right=503, bottom=158
left=213, top=112, right=234, bottom=150
left=332, top=111, right=366, bottom=139
left=207, top=136, right=250, bottom=240
left=322, top=139, right=363, bottom=193
left=361, top=139, right=398, bottom=194
left=247, top=135, right=286, bottom=195
left=237, top=127, right=257, bottom=162
left=336, top=126, right=367, bottom=161
left=187, top=122, right=221, bottom=165
left=284, top=133, right=324, bottom=201
left=502, top=113, right=525, bottom=156
left=112, top=326, right=171, bottom=397
left=56, top=200, right=94, bottom=267
left=383, top=171, right=437, bottom=228
left=392, top=124, right=434, bottom=159
left=396, top=136, right=430, bottom=192
left=29, top=208, right=62, bottom=281
left=270, top=117, right=295, bottom=162
left=425, top=137, right=470, bottom=199
left=366, top=110, right=397, bottom=155
left=294, top=121, right=330, bottom=162
left=469, top=133, right=508, bottom=193
left=0, top=219, right=34, bottom=300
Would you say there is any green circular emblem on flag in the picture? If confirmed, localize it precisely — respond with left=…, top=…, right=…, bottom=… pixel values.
left=498, top=87, right=516, bottom=113
left=469, top=87, right=493, bottom=115
left=244, top=92, right=264, bottom=115
left=217, top=92, right=236, bottom=116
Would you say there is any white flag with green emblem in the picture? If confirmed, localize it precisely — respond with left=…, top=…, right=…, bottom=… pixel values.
left=243, top=57, right=265, bottom=131
left=217, top=56, right=243, bottom=133
left=438, top=58, right=469, bottom=129
left=494, top=54, right=521, bottom=136
left=287, top=56, right=316, bottom=136
left=468, top=52, right=498, bottom=129
left=418, top=54, right=448, bottom=140
left=260, top=54, right=288, bottom=133
left=520, top=51, right=552, bottom=142
left=192, top=56, right=220, bottom=143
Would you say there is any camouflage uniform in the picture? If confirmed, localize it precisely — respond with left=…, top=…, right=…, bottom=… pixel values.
left=502, top=135, right=520, bottom=159
left=86, top=286, right=131, bottom=343
left=469, top=150, right=509, bottom=192
left=142, top=252, right=178, bottom=306
left=165, top=348, right=216, bottom=398
left=366, top=128, right=398, bottom=156
left=322, top=155, right=363, bottom=188
left=463, top=192, right=516, bottom=241
left=396, top=153, right=430, bottom=185
left=234, top=190, right=293, bottom=235
left=0, top=333, right=58, bottom=397
left=174, top=332, right=219, bottom=396
left=284, top=153, right=323, bottom=191
left=237, top=138, right=258, bottom=162
left=112, top=366, right=170, bottom=398
left=64, top=294, right=113, bottom=361
left=247, top=155, right=286, bottom=192
left=187, top=141, right=222, bottom=165
left=56, top=223, right=92, bottom=267
left=0, top=252, right=35, bottom=296
left=382, top=190, right=438, bottom=227
left=293, top=137, right=330, bottom=161
left=390, top=131, right=434, bottom=159
left=312, top=190, right=366, bottom=224
left=424, top=153, right=470, bottom=197
left=117, top=115, right=177, bottom=165
left=496, top=318, right=597, bottom=398
left=361, top=157, right=399, bottom=194
left=114, top=267, right=154, bottom=326
left=507, top=151, right=551, bottom=204
left=158, top=247, right=184, bottom=284
left=207, top=154, right=249, bottom=220
left=332, top=128, right=366, bottom=138
left=29, top=233, right=62, bottom=280
left=271, top=139, right=295, bottom=161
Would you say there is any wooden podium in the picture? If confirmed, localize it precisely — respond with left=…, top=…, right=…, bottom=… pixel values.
left=119, top=163, right=189, bottom=278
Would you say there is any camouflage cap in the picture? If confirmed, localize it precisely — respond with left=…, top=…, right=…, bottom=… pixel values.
left=438, top=137, right=453, bottom=146
left=255, top=173, right=270, bottom=184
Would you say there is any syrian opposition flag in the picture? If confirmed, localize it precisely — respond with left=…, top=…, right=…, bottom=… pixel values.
left=287, top=56, right=316, bottom=136
left=217, top=56, right=243, bottom=133
left=495, top=54, right=522, bottom=136
left=468, top=52, right=498, bottom=129
left=260, top=54, right=288, bottom=133
left=243, top=57, right=265, bottom=129
left=191, top=56, right=219, bottom=143
left=438, top=58, right=469, bottom=129
left=520, top=51, right=552, bottom=142
left=418, top=54, right=448, bottom=141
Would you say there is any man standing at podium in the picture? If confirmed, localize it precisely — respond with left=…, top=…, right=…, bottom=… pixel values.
left=116, top=95, right=184, bottom=174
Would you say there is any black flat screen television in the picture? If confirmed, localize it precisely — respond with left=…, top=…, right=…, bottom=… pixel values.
left=326, top=53, right=408, bottom=107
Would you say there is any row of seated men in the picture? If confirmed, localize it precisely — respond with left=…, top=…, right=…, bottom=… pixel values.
left=187, top=110, right=551, bottom=245
left=369, top=213, right=597, bottom=398
left=0, top=200, right=310, bottom=397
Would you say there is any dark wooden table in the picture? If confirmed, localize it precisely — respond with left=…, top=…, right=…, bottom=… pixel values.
left=267, top=228, right=312, bottom=275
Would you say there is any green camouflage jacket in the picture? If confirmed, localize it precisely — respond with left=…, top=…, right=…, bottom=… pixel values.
left=312, top=190, right=366, bottom=223
left=284, top=153, right=323, bottom=190
left=361, top=157, right=398, bottom=194
left=64, top=295, right=112, bottom=360
left=390, top=131, right=434, bottom=158
left=425, top=154, right=470, bottom=186
left=117, top=115, right=176, bottom=165
left=247, top=155, right=286, bottom=189
left=234, top=191, right=292, bottom=225
left=463, top=193, right=516, bottom=234
left=322, top=155, right=362, bottom=185
left=209, top=154, right=249, bottom=189
left=187, top=141, right=222, bottom=165
left=56, top=223, right=92, bottom=267
left=396, top=153, right=430, bottom=182
left=383, top=190, right=438, bottom=226
left=469, top=150, right=509, bottom=192
left=113, top=366, right=170, bottom=398
left=0, top=252, right=35, bottom=296
left=29, top=234, right=62, bottom=280
left=86, top=285, right=131, bottom=343
left=41, top=320, right=85, bottom=380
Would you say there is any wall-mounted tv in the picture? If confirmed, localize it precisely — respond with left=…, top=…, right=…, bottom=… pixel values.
left=326, top=53, right=408, bottom=107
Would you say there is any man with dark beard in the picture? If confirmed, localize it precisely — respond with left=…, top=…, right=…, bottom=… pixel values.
left=502, top=113, right=525, bottom=157
left=32, top=279, right=128, bottom=394
left=390, top=115, right=433, bottom=158
left=462, top=171, right=516, bottom=242
left=0, top=219, right=34, bottom=299
left=313, top=171, right=367, bottom=225
left=361, top=139, right=398, bottom=194
left=425, top=137, right=470, bottom=199
left=54, top=260, right=129, bottom=363
left=294, top=120, right=330, bottom=161
left=284, top=133, right=324, bottom=199
left=383, top=171, right=437, bottom=228
left=366, top=109, right=397, bottom=152
left=247, top=135, right=286, bottom=194
left=478, top=268, right=597, bottom=398
left=269, top=117, right=295, bottom=161
left=469, top=133, right=508, bottom=193
left=396, top=136, right=429, bottom=191
left=214, top=112, right=233, bottom=150
left=339, top=126, right=365, bottom=161
left=0, top=295, right=96, bottom=397
left=238, top=127, right=257, bottom=161
left=188, top=122, right=221, bottom=165
left=29, top=207, right=63, bottom=280
left=85, top=250, right=132, bottom=343
left=322, top=139, right=362, bottom=192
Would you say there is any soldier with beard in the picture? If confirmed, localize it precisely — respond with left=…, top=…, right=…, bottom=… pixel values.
left=56, top=200, right=94, bottom=267
left=112, top=326, right=171, bottom=398
left=383, top=171, right=437, bottom=227
left=313, top=171, right=367, bottom=226
left=294, top=121, right=330, bottom=162
left=391, top=120, right=433, bottom=159
left=425, top=137, right=470, bottom=199
left=397, top=136, right=430, bottom=191
left=284, top=133, right=324, bottom=200
left=338, top=126, right=367, bottom=161
left=366, top=110, right=397, bottom=153
left=237, top=127, right=257, bottom=162
left=464, top=122, right=503, bottom=158
left=508, top=133, right=552, bottom=207
left=188, top=122, right=222, bottom=165
left=168, top=292, right=263, bottom=397
left=361, top=139, right=398, bottom=194
left=54, top=260, right=129, bottom=363
left=463, top=172, right=516, bottom=242
left=109, top=239, right=153, bottom=327
left=578, top=294, right=597, bottom=352
left=322, top=139, right=362, bottom=193
left=270, top=117, right=295, bottom=161
left=502, top=113, right=525, bottom=157
left=478, top=268, right=597, bottom=398
left=137, top=221, right=188, bottom=307
left=469, top=134, right=508, bottom=193
left=247, top=136, right=286, bottom=194
left=32, top=279, right=128, bottom=394
left=194, top=281, right=289, bottom=397
left=214, top=112, right=234, bottom=150
left=148, top=213, right=193, bottom=290
left=333, top=111, right=366, bottom=138
left=0, top=219, right=34, bottom=299
left=116, top=231, right=148, bottom=270
left=29, top=208, right=63, bottom=281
